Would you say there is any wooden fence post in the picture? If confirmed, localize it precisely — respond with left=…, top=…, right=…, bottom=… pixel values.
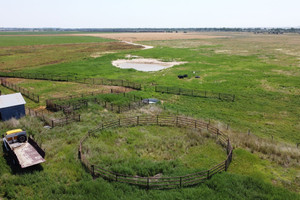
left=147, top=178, right=150, bottom=189
left=227, top=139, right=230, bottom=155
left=156, top=115, right=159, bottom=125
left=78, top=150, right=81, bottom=159
left=207, top=170, right=210, bottom=179
left=91, top=165, right=95, bottom=178
left=137, top=116, right=139, bottom=125
left=180, top=177, right=182, bottom=188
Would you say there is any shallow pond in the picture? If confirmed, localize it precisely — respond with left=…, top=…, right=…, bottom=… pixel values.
left=112, top=58, right=186, bottom=72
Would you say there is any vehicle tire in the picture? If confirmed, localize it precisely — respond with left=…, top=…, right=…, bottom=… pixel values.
left=17, top=135, right=27, bottom=143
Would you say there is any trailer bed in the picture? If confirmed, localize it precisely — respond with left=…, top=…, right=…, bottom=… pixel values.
left=12, top=142, right=45, bottom=168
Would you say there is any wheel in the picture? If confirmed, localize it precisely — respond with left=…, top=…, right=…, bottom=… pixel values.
left=17, top=135, right=27, bottom=143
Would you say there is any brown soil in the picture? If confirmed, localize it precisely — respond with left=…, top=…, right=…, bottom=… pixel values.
left=1, top=33, right=227, bottom=42
left=73, top=32, right=227, bottom=42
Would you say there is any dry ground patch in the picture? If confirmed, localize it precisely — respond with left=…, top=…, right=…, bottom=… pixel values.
left=141, top=32, right=300, bottom=67
left=73, top=32, right=227, bottom=42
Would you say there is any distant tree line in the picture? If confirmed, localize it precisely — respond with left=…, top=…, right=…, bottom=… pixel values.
left=1, top=27, right=300, bottom=34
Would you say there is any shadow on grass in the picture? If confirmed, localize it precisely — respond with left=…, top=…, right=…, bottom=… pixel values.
left=2, top=143, right=44, bottom=174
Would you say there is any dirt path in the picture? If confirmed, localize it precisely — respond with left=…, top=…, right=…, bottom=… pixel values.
left=122, top=41, right=153, bottom=50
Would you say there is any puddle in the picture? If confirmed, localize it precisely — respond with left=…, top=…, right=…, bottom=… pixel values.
left=112, top=58, right=186, bottom=72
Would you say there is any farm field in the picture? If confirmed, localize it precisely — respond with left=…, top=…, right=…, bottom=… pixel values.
left=0, top=40, right=142, bottom=71
left=0, top=32, right=300, bottom=199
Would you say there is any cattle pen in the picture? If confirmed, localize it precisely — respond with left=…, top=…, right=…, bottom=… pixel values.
left=79, top=115, right=233, bottom=190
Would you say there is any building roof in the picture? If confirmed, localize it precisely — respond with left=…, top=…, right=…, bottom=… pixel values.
left=0, top=93, right=26, bottom=109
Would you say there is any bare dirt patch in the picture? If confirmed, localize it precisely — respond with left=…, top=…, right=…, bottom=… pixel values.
left=73, top=32, right=227, bottom=42
left=90, top=51, right=116, bottom=58
left=112, top=58, right=187, bottom=72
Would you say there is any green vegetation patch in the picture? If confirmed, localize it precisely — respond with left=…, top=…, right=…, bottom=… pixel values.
left=83, top=126, right=226, bottom=177
left=0, top=36, right=114, bottom=47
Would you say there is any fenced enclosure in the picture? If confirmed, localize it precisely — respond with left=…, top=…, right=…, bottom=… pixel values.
left=0, top=79, right=40, bottom=103
left=79, top=115, right=233, bottom=189
left=46, top=92, right=148, bottom=113
left=155, top=86, right=235, bottom=102
left=0, top=72, right=142, bottom=90
left=26, top=108, right=80, bottom=127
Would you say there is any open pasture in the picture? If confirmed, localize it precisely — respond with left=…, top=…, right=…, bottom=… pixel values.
left=0, top=32, right=300, bottom=199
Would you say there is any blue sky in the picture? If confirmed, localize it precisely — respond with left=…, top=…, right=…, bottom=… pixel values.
left=1, top=0, right=299, bottom=28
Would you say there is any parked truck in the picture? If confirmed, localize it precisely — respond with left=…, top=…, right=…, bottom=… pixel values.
left=2, top=129, right=45, bottom=168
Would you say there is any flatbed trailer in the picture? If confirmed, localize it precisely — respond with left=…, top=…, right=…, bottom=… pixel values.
left=2, top=129, right=45, bottom=168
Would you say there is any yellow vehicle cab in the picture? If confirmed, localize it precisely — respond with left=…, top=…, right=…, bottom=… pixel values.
left=6, top=129, right=23, bottom=135
left=5, top=129, right=27, bottom=143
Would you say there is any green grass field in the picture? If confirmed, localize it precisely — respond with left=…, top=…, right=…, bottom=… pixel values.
left=0, top=36, right=114, bottom=47
left=0, top=33, right=300, bottom=199
left=83, top=126, right=226, bottom=176
left=16, top=40, right=300, bottom=143
left=0, top=31, right=87, bottom=35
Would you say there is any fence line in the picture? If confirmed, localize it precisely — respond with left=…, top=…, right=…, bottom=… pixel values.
left=46, top=88, right=126, bottom=105
left=26, top=108, right=80, bottom=127
left=79, top=115, right=233, bottom=189
left=155, top=86, right=235, bottom=102
left=0, top=79, right=40, bottom=103
left=46, top=92, right=147, bottom=113
left=0, top=72, right=141, bottom=90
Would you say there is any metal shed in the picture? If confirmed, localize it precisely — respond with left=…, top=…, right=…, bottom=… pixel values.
left=0, top=93, right=26, bottom=121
